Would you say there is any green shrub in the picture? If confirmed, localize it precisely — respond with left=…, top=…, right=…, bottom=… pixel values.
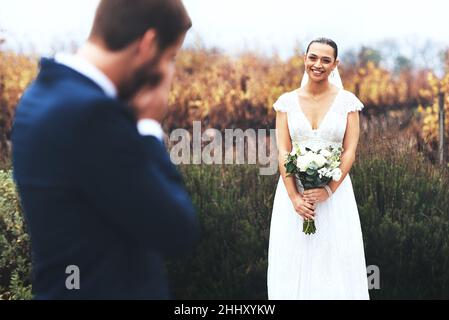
left=0, top=169, right=32, bottom=300
left=353, top=151, right=449, bottom=299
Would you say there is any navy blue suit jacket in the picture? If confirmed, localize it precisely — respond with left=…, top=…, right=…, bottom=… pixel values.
left=11, top=58, right=199, bottom=299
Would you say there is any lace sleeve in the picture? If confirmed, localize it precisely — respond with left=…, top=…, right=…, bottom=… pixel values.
left=345, top=92, right=364, bottom=113
left=273, top=93, right=290, bottom=113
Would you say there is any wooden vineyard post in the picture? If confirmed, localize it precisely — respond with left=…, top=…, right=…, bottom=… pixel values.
left=438, top=91, right=446, bottom=165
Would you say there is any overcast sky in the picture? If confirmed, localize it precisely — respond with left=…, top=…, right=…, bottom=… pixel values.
left=1, top=0, right=448, bottom=61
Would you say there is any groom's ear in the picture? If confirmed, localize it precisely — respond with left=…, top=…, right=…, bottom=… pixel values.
left=137, top=29, right=159, bottom=61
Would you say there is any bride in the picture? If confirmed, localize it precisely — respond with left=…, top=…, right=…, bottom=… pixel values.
left=267, top=38, right=370, bottom=300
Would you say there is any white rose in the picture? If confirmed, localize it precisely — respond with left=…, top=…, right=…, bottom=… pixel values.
left=311, top=154, right=327, bottom=168
left=332, top=168, right=342, bottom=181
left=296, top=154, right=313, bottom=172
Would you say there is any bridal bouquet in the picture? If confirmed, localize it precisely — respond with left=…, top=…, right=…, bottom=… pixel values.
left=284, top=143, right=343, bottom=235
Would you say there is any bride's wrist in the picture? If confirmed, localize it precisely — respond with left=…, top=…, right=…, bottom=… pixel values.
left=289, top=192, right=303, bottom=202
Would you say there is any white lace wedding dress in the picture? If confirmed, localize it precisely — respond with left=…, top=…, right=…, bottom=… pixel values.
left=267, top=88, right=370, bottom=300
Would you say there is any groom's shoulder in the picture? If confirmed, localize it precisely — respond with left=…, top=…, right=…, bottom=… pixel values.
left=20, top=73, right=132, bottom=134
left=30, top=58, right=124, bottom=112
left=36, top=69, right=130, bottom=120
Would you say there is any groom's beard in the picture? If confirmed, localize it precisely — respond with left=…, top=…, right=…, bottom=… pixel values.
left=119, top=52, right=163, bottom=101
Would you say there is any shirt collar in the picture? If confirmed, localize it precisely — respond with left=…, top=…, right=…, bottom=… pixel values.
left=55, top=53, right=118, bottom=98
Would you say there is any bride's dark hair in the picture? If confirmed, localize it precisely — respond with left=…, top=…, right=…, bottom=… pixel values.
left=306, top=37, right=338, bottom=59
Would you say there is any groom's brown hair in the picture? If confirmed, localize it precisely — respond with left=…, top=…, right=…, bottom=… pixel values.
left=90, top=0, right=192, bottom=51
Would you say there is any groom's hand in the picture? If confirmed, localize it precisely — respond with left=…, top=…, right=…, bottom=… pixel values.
left=129, top=64, right=175, bottom=122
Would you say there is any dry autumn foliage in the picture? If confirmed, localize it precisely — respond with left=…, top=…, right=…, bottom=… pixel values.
left=0, top=46, right=446, bottom=163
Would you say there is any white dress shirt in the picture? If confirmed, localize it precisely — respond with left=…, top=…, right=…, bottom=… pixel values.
left=55, top=53, right=165, bottom=142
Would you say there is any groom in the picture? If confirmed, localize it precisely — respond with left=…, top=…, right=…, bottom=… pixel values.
left=12, top=0, right=199, bottom=299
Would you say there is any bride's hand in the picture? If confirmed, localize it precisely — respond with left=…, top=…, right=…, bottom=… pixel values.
left=303, top=188, right=329, bottom=204
left=291, top=195, right=315, bottom=220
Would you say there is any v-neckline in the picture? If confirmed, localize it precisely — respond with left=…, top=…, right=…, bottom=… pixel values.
left=295, top=88, right=342, bottom=132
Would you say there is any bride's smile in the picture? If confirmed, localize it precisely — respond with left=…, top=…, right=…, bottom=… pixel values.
left=311, top=68, right=325, bottom=76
